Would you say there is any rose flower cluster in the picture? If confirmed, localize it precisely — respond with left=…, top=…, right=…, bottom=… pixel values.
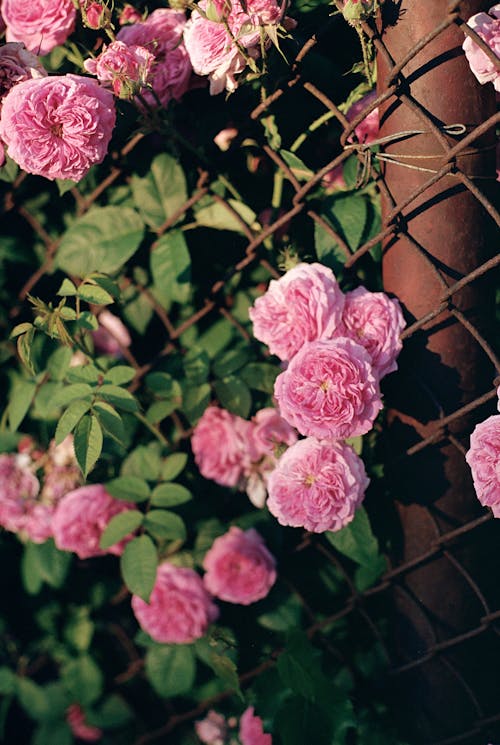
left=466, top=387, right=500, bottom=517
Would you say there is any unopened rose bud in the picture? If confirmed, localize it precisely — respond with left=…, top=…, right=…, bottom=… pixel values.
left=342, top=0, right=379, bottom=24
left=81, top=1, right=112, bottom=30
left=118, top=4, right=142, bottom=25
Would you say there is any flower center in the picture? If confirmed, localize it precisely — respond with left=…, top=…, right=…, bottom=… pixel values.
left=51, top=123, right=64, bottom=138
left=320, top=380, right=329, bottom=392
left=304, top=473, right=316, bottom=486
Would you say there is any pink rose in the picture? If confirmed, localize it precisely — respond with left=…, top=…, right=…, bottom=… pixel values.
left=117, top=9, right=192, bottom=107
left=119, top=5, right=143, bottom=26
left=84, top=41, right=154, bottom=99
left=195, top=710, right=228, bottom=744
left=0, top=75, right=116, bottom=182
left=239, top=707, right=272, bottom=745
left=2, top=0, right=76, bottom=56
left=0, top=453, right=41, bottom=536
left=66, top=704, right=102, bottom=743
left=52, top=484, right=135, bottom=559
left=41, top=435, right=81, bottom=503
left=131, top=562, right=219, bottom=644
left=191, top=406, right=252, bottom=488
left=249, top=262, right=345, bottom=362
left=346, top=90, right=379, bottom=144
left=0, top=42, right=47, bottom=108
left=203, top=526, right=276, bottom=604
left=92, top=310, right=132, bottom=357
left=267, top=437, right=369, bottom=533
left=335, top=287, right=405, bottom=379
left=274, top=337, right=383, bottom=440
left=80, top=1, right=111, bottom=30
left=465, top=414, right=500, bottom=515
left=463, top=5, right=500, bottom=91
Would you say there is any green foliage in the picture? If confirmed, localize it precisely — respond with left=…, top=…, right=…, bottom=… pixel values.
left=120, top=535, right=158, bottom=602
left=145, top=645, right=196, bottom=697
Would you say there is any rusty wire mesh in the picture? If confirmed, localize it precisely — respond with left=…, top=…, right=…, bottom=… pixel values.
left=2, top=1, right=500, bottom=743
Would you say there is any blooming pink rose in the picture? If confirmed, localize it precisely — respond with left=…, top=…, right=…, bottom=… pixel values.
left=191, top=406, right=252, bottom=487
left=274, top=337, right=383, bottom=440
left=463, top=5, right=500, bottom=91
left=267, top=437, right=369, bottom=533
left=239, top=707, right=272, bottom=745
left=203, top=526, right=276, bottom=604
left=52, top=484, right=135, bottom=559
left=335, top=287, right=405, bottom=379
left=2, top=0, right=76, bottom=56
left=119, top=5, right=143, bottom=26
left=0, top=75, right=116, bottom=182
left=66, top=704, right=102, bottom=743
left=0, top=43, right=46, bottom=108
left=465, top=414, right=500, bottom=515
left=131, top=562, right=219, bottom=643
left=92, top=310, right=132, bottom=357
left=117, top=9, right=192, bottom=107
left=195, top=710, right=228, bottom=744
left=346, top=90, right=379, bottom=144
left=84, top=41, right=154, bottom=99
left=0, top=453, right=41, bottom=536
left=249, top=262, right=345, bottom=362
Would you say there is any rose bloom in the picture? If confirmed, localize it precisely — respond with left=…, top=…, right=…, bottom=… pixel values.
left=117, top=9, right=192, bottom=108
left=41, top=435, right=81, bottom=503
left=0, top=75, right=116, bottom=182
left=203, top=527, right=277, bottom=604
left=195, top=710, right=228, bottom=745
left=0, top=452, right=41, bottom=536
left=239, top=707, right=272, bottom=745
left=274, top=337, right=383, bottom=440
left=2, top=0, right=76, bottom=56
left=335, top=287, right=406, bottom=379
left=84, top=41, right=154, bottom=99
left=66, top=704, right=102, bottom=743
left=267, top=437, right=369, bottom=533
left=465, top=414, right=500, bottom=515
left=52, top=484, right=135, bottom=559
left=463, top=5, right=500, bottom=91
left=191, top=406, right=252, bottom=488
left=0, top=42, right=46, bottom=108
left=92, top=310, right=131, bottom=357
left=131, top=562, right=219, bottom=644
left=249, top=262, right=345, bottom=362
left=346, top=90, right=379, bottom=144
left=119, top=5, right=143, bottom=25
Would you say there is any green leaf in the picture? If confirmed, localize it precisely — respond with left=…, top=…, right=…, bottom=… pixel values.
left=275, top=696, right=334, bottom=745
left=55, top=206, right=144, bottom=278
left=325, top=506, right=384, bottom=568
left=10, top=322, right=33, bottom=338
left=64, top=608, right=94, bottom=653
left=212, top=348, right=249, bottom=378
left=56, top=178, right=75, bottom=196
left=99, top=510, right=143, bottom=550
left=94, top=402, right=126, bottom=444
left=315, top=195, right=368, bottom=271
left=65, top=365, right=100, bottom=384
left=16, top=678, right=50, bottom=721
left=77, top=284, right=114, bottom=305
left=145, top=645, right=196, bottom=698
left=205, top=652, right=242, bottom=699
left=183, top=346, right=210, bottom=384
left=150, top=483, right=192, bottom=508
left=195, top=198, right=258, bottom=234
left=17, top=326, right=36, bottom=374
left=61, top=656, right=103, bottom=707
left=145, top=400, right=176, bottom=424
left=257, top=587, right=302, bottom=632
left=0, top=668, right=15, bottom=696
left=33, top=721, right=72, bottom=745
left=240, top=362, right=279, bottom=393
left=21, top=543, right=43, bottom=595
left=7, top=380, right=36, bottom=431
left=131, top=153, right=188, bottom=229
left=32, top=539, right=72, bottom=589
left=0, top=155, right=19, bottom=183
left=122, top=444, right=162, bottom=480
left=103, top=365, right=136, bottom=386
left=214, top=376, right=252, bottom=418
left=55, top=399, right=92, bottom=445
left=106, top=476, right=151, bottom=502
left=56, top=278, right=77, bottom=297
left=280, top=150, right=314, bottom=181
left=151, top=231, right=191, bottom=308
left=46, top=347, right=73, bottom=381
left=144, top=510, right=187, bottom=541
left=51, top=383, right=94, bottom=409
left=87, top=695, right=132, bottom=729
left=277, top=632, right=322, bottom=702
left=74, top=413, right=103, bottom=478
left=160, top=453, right=188, bottom=481
left=120, top=535, right=158, bottom=601
left=98, top=384, right=138, bottom=412
left=181, top=382, right=211, bottom=425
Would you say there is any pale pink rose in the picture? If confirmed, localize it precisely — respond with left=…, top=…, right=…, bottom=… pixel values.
left=191, top=406, right=252, bottom=488
left=2, top=0, right=76, bottom=56
left=117, top=9, right=192, bottom=107
left=195, top=710, right=228, bottom=744
left=267, top=437, right=369, bottom=533
left=346, top=90, right=379, bottom=144
left=213, top=126, right=238, bottom=151
left=248, top=262, right=345, bottom=362
left=465, top=415, right=500, bottom=515
left=92, top=310, right=131, bottom=357
left=239, top=707, right=272, bottom=745
left=52, top=484, right=135, bottom=559
left=463, top=5, right=500, bottom=91
left=23, top=503, right=54, bottom=544
left=203, top=526, right=276, bottom=604
left=131, top=562, right=219, bottom=644
left=41, top=435, right=81, bottom=502
left=84, top=41, right=154, bottom=99
left=119, top=5, right=143, bottom=26
left=335, top=287, right=405, bottom=379
left=274, top=337, right=383, bottom=440
left=66, top=704, right=102, bottom=743
left=497, top=385, right=500, bottom=411
left=0, top=453, right=41, bottom=536
left=0, top=43, right=47, bottom=108
left=0, top=75, right=116, bottom=182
